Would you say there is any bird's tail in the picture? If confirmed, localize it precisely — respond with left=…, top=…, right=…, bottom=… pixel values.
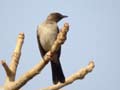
left=51, top=59, right=65, bottom=84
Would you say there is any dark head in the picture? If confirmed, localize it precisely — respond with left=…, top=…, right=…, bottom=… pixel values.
left=46, top=12, right=68, bottom=22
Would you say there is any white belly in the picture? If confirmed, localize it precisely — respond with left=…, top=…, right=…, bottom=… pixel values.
left=38, top=23, right=58, bottom=51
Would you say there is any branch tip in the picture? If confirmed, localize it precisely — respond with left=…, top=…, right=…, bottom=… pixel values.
left=0, top=60, right=5, bottom=65
left=18, top=32, right=25, bottom=39
left=64, top=23, right=69, bottom=27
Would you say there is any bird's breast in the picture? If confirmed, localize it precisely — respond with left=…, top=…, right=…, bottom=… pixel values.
left=38, top=23, right=58, bottom=51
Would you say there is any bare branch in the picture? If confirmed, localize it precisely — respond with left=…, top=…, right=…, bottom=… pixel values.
left=0, top=22, right=95, bottom=90
left=43, top=61, right=95, bottom=90
left=0, top=60, right=12, bottom=78
left=8, top=23, right=69, bottom=90
left=8, top=32, right=24, bottom=81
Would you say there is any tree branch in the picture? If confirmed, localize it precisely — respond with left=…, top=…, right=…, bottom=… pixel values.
left=0, top=60, right=12, bottom=78
left=3, top=23, right=69, bottom=90
left=43, top=61, right=95, bottom=90
left=8, top=32, right=24, bottom=82
left=0, top=22, right=95, bottom=90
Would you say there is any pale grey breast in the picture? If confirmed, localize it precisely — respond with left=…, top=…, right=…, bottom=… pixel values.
left=37, top=22, right=58, bottom=51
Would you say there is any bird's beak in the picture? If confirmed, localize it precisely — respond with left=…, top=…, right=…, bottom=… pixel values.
left=62, top=15, right=68, bottom=18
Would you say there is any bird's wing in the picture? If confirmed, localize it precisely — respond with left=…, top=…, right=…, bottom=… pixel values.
left=56, top=26, right=61, bottom=58
left=37, top=27, right=46, bottom=57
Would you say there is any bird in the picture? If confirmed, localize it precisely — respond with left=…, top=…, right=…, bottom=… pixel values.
left=37, top=12, right=68, bottom=84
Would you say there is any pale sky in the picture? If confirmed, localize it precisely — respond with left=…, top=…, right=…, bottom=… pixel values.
left=0, top=0, right=120, bottom=90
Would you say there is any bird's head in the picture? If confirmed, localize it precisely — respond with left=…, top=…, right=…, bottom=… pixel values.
left=46, top=12, right=68, bottom=22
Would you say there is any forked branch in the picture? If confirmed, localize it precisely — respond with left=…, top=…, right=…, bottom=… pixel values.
left=0, top=23, right=95, bottom=90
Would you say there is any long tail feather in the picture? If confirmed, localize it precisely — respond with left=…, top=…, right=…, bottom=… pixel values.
left=51, top=59, right=65, bottom=84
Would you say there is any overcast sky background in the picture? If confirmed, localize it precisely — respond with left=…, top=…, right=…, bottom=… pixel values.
left=0, top=0, right=120, bottom=90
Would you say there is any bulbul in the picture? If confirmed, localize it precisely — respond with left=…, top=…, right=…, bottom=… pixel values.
left=37, top=12, right=68, bottom=84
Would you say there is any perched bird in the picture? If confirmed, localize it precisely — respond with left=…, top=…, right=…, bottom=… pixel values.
left=37, top=12, right=68, bottom=84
